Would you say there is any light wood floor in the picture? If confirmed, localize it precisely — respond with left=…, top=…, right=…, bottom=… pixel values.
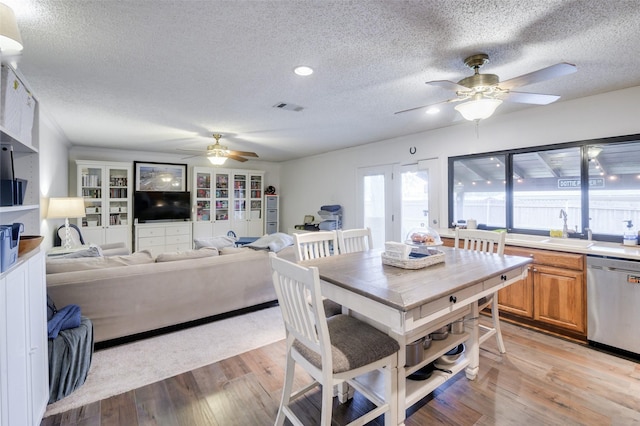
left=41, top=320, right=640, bottom=426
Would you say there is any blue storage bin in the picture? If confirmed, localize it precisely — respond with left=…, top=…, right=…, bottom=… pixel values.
left=0, top=222, right=23, bottom=272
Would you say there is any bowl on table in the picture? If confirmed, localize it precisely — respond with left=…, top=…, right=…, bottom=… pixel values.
left=18, top=235, right=44, bottom=257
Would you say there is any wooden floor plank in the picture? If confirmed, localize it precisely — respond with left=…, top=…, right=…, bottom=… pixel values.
left=40, top=320, right=639, bottom=426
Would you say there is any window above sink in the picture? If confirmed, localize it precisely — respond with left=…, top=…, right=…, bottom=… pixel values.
left=448, top=133, right=640, bottom=244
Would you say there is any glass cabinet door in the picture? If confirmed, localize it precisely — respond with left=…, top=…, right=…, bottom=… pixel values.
left=195, top=170, right=212, bottom=222
left=107, top=166, right=129, bottom=226
left=249, top=174, right=262, bottom=221
left=215, top=171, right=230, bottom=222
left=233, top=173, right=247, bottom=220
left=80, top=166, right=103, bottom=228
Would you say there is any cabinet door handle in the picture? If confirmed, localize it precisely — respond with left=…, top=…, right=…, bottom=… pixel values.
left=533, top=268, right=538, bottom=272
left=450, top=295, right=457, bottom=303
left=501, top=274, right=507, bottom=281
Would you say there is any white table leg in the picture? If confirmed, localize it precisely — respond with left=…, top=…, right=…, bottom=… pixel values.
left=465, top=300, right=480, bottom=380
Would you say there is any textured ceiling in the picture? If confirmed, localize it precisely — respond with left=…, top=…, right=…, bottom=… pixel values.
left=6, top=0, right=640, bottom=162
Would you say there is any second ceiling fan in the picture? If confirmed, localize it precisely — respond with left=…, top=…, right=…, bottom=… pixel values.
left=395, top=53, right=577, bottom=121
left=183, top=134, right=259, bottom=165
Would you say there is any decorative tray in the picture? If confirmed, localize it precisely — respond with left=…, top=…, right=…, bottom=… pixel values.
left=381, top=249, right=445, bottom=269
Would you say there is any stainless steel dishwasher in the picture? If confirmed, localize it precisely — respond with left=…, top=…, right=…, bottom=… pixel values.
left=587, top=256, right=640, bottom=356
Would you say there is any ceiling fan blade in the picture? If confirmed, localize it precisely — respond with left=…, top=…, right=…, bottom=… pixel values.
left=228, top=150, right=258, bottom=158
left=426, top=80, right=470, bottom=92
left=499, top=62, right=577, bottom=90
left=227, top=154, right=248, bottom=162
left=501, top=91, right=561, bottom=105
left=180, top=154, right=201, bottom=160
left=394, top=98, right=462, bottom=115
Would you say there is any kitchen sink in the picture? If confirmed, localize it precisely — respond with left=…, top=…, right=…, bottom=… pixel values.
left=539, top=238, right=595, bottom=248
left=505, top=234, right=549, bottom=243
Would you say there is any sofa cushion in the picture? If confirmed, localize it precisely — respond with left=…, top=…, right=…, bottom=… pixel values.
left=156, top=247, right=219, bottom=262
left=194, top=235, right=236, bottom=249
left=46, top=250, right=154, bottom=274
left=219, top=246, right=252, bottom=255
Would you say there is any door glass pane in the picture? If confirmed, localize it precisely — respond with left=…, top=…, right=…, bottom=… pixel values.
left=513, top=147, right=581, bottom=232
left=588, top=142, right=640, bottom=235
left=401, top=169, right=429, bottom=240
left=452, top=155, right=506, bottom=228
left=363, top=174, right=385, bottom=249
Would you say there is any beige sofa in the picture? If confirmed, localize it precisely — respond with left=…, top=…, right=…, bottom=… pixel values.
left=46, top=246, right=295, bottom=343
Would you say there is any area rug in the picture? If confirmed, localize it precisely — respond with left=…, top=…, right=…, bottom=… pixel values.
left=43, top=306, right=285, bottom=417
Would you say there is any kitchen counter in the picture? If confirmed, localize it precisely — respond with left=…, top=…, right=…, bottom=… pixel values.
left=435, top=228, right=640, bottom=261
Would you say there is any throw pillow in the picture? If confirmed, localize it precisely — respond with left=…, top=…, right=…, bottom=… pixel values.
left=156, top=247, right=219, bottom=262
left=194, top=235, right=237, bottom=249
left=246, top=232, right=294, bottom=253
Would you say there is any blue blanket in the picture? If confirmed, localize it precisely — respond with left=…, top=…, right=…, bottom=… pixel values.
left=48, top=304, right=81, bottom=339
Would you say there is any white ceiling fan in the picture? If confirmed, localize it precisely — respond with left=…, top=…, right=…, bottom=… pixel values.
left=181, top=133, right=259, bottom=165
left=395, top=53, right=577, bottom=121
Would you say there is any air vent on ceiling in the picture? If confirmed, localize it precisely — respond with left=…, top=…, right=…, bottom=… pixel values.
left=273, top=102, right=304, bottom=112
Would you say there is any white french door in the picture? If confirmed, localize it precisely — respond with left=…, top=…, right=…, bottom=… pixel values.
left=357, top=165, right=393, bottom=249
left=357, top=159, right=440, bottom=248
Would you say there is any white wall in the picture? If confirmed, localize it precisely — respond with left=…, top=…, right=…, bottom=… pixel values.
left=39, top=110, right=71, bottom=249
left=67, top=147, right=282, bottom=197
left=279, top=85, right=640, bottom=233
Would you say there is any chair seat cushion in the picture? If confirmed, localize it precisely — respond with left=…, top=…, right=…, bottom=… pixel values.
left=294, top=314, right=400, bottom=373
left=323, top=299, right=343, bottom=317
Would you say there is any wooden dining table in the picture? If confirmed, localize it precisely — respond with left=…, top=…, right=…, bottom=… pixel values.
left=301, top=246, right=532, bottom=426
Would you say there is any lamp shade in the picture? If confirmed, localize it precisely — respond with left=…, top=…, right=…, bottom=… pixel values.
left=0, top=3, right=23, bottom=52
left=47, top=197, right=86, bottom=219
left=454, top=98, right=503, bottom=121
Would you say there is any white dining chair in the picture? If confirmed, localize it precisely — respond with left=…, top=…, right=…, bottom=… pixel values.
left=293, top=230, right=342, bottom=317
left=293, top=230, right=338, bottom=261
left=337, top=227, right=373, bottom=254
left=454, top=228, right=508, bottom=353
left=269, top=252, right=399, bottom=426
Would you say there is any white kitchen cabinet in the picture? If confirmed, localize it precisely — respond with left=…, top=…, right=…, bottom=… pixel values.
left=0, top=249, right=48, bottom=426
left=75, top=160, right=132, bottom=251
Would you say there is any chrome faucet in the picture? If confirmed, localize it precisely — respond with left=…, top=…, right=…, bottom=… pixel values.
left=559, top=209, right=569, bottom=238
left=584, top=227, right=592, bottom=240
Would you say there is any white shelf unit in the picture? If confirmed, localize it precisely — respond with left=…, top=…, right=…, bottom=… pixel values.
left=231, top=170, right=264, bottom=237
left=75, top=160, right=132, bottom=251
left=192, top=167, right=232, bottom=240
left=0, top=65, right=47, bottom=426
left=191, top=168, right=265, bottom=239
left=265, top=195, right=278, bottom=234
left=0, top=68, right=40, bottom=234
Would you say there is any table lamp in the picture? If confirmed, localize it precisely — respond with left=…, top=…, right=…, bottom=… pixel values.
left=47, top=197, right=86, bottom=249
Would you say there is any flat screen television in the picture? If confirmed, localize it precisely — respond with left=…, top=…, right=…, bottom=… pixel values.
left=134, top=191, right=191, bottom=222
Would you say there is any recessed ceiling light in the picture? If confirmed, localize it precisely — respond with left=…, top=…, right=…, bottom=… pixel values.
left=294, top=66, right=313, bottom=76
left=425, top=107, right=439, bottom=115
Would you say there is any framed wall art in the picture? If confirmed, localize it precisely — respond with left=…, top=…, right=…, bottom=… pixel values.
left=134, top=161, right=187, bottom=192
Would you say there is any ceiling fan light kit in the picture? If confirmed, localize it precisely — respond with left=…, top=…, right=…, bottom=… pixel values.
left=455, top=97, right=503, bottom=121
